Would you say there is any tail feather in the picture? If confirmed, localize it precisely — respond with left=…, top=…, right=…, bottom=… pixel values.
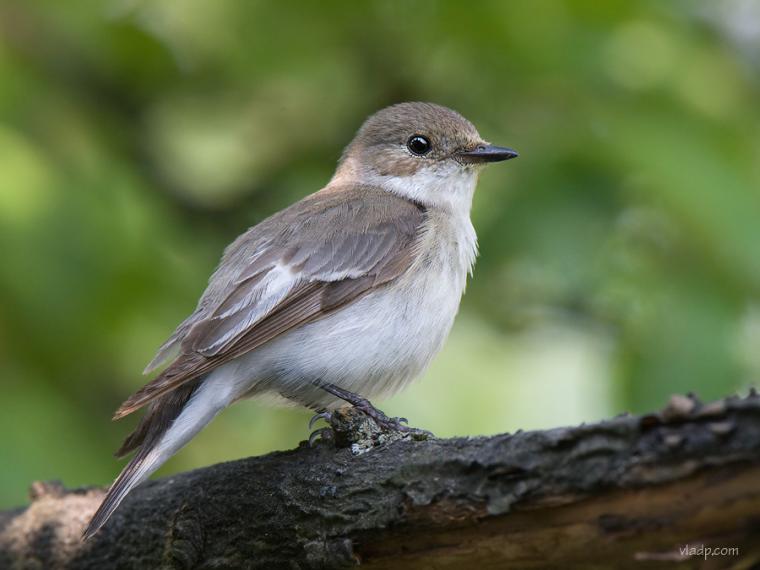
left=114, top=380, right=200, bottom=458
left=83, top=375, right=232, bottom=540
left=82, top=444, right=162, bottom=540
left=113, top=352, right=207, bottom=420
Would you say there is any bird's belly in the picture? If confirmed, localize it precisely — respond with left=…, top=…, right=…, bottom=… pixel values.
left=238, top=261, right=466, bottom=407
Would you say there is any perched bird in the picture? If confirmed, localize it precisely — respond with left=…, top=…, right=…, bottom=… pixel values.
left=83, top=102, right=517, bottom=539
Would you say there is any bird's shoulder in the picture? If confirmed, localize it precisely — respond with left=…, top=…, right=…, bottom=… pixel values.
left=141, top=183, right=427, bottom=375
left=224, top=183, right=425, bottom=260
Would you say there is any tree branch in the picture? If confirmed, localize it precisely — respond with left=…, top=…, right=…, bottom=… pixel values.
left=2, top=393, right=760, bottom=569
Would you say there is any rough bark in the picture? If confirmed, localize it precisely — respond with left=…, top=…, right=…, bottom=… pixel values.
left=2, top=393, right=760, bottom=569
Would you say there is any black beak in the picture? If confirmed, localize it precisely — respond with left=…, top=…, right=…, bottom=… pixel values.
left=457, top=144, right=519, bottom=164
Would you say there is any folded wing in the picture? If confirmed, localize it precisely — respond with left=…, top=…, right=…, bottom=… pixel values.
left=114, top=185, right=426, bottom=419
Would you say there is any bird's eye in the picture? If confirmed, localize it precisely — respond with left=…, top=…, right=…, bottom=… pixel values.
left=407, top=135, right=431, bottom=156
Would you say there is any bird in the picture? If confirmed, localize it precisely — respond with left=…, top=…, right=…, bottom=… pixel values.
left=83, top=101, right=517, bottom=539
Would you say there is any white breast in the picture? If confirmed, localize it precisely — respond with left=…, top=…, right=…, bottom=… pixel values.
left=223, top=208, right=478, bottom=409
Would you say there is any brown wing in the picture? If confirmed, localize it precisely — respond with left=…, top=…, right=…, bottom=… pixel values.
left=114, top=185, right=426, bottom=419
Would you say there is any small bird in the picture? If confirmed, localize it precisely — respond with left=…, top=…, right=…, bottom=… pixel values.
left=83, top=102, right=517, bottom=539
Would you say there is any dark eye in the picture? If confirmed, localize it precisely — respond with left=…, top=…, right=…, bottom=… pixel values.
left=407, top=135, right=431, bottom=156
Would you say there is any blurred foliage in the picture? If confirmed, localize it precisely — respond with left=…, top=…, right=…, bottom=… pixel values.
left=1, top=0, right=759, bottom=509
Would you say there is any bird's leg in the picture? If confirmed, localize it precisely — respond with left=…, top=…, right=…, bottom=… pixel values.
left=315, top=382, right=416, bottom=433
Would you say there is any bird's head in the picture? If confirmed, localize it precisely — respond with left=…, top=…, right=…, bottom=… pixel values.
left=334, top=102, right=517, bottom=211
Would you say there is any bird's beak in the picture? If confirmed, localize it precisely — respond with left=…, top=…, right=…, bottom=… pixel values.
left=457, top=144, right=519, bottom=164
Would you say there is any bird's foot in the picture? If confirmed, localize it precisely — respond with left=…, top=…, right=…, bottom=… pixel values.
left=309, top=410, right=332, bottom=430
left=306, top=383, right=434, bottom=453
left=307, top=410, right=333, bottom=447
left=308, top=427, right=333, bottom=447
left=350, top=403, right=430, bottom=438
left=330, top=406, right=432, bottom=453
left=315, top=381, right=433, bottom=438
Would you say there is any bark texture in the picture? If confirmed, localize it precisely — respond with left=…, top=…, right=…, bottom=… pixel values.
left=2, top=393, right=760, bottom=569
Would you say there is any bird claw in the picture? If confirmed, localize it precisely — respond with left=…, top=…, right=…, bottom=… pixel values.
left=308, top=426, right=333, bottom=447
left=309, top=382, right=433, bottom=442
left=364, top=413, right=434, bottom=441
left=364, top=410, right=417, bottom=434
left=308, top=411, right=332, bottom=430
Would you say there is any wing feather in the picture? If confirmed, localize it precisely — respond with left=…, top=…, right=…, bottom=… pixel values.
left=114, top=185, right=425, bottom=419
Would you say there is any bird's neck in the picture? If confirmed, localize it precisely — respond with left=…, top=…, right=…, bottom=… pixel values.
left=330, top=160, right=479, bottom=216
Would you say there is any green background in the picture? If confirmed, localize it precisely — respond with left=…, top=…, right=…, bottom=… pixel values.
left=1, top=0, right=759, bottom=509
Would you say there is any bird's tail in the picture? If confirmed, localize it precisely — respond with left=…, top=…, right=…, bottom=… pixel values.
left=83, top=375, right=233, bottom=540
